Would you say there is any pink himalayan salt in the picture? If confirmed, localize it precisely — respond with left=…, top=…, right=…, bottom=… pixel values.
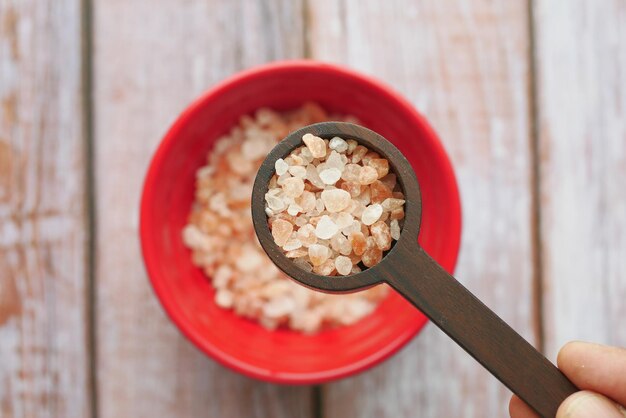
left=271, top=219, right=293, bottom=247
left=320, top=188, right=351, bottom=213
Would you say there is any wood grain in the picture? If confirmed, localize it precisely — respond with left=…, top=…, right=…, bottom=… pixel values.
left=307, top=1, right=536, bottom=416
left=534, top=0, right=626, bottom=358
left=0, top=0, right=90, bottom=417
left=92, top=1, right=312, bottom=417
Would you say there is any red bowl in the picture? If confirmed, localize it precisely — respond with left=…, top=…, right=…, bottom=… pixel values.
left=140, top=61, right=461, bottom=384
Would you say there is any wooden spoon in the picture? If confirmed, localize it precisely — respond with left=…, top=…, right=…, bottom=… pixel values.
left=251, top=121, right=577, bottom=418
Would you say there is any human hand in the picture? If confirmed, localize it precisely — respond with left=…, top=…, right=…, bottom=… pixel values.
left=509, top=341, right=626, bottom=418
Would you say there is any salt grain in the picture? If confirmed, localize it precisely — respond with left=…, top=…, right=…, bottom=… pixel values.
left=390, top=219, right=401, bottom=240
left=361, top=204, right=383, bottom=225
left=335, top=256, right=353, bottom=276
left=319, top=168, right=342, bottom=185
left=315, top=215, right=339, bottom=239
left=282, top=177, right=305, bottom=197
left=288, top=165, right=307, bottom=178
left=382, top=198, right=405, bottom=212
left=320, top=189, right=351, bottom=213
left=303, top=133, right=327, bottom=158
left=275, top=158, right=289, bottom=175
left=308, top=244, right=330, bottom=266
left=329, top=137, right=349, bottom=153
left=272, top=219, right=293, bottom=246
left=358, top=166, right=379, bottom=185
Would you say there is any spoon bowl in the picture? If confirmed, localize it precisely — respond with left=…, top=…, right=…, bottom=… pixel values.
left=252, top=122, right=420, bottom=292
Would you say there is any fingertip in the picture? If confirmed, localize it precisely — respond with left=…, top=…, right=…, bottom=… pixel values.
left=509, top=395, right=540, bottom=418
left=557, top=341, right=585, bottom=369
left=556, top=391, right=625, bottom=418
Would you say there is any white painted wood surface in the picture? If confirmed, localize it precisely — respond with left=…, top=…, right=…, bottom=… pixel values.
left=534, top=0, right=626, bottom=358
left=2, top=0, right=625, bottom=416
left=0, top=0, right=90, bottom=416
left=307, top=1, right=537, bottom=417
left=92, top=1, right=312, bottom=417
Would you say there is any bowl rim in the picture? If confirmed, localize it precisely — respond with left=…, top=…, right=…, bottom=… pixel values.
left=139, top=59, right=462, bottom=384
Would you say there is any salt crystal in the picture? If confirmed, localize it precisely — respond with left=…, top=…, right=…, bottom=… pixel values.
left=370, top=180, right=393, bottom=204
left=302, top=133, right=327, bottom=158
left=276, top=172, right=292, bottom=186
left=351, top=145, right=368, bottom=163
left=380, top=173, right=397, bottom=189
left=354, top=187, right=371, bottom=205
left=368, top=158, right=389, bottom=178
left=358, top=166, right=379, bottom=185
left=334, top=212, right=354, bottom=229
left=182, top=225, right=212, bottom=250
left=287, top=203, right=302, bottom=216
left=340, top=181, right=362, bottom=197
left=390, top=220, right=401, bottom=240
left=342, top=220, right=362, bottom=236
left=213, top=265, right=233, bottom=288
left=263, top=297, right=296, bottom=318
left=335, top=256, right=353, bottom=276
left=294, top=216, right=308, bottom=227
left=236, top=246, right=265, bottom=272
left=315, top=215, right=339, bottom=239
left=329, top=137, right=349, bottom=153
left=319, top=168, right=342, bottom=185
left=320, top=189, right=351, bottom=212
left=308, top=244, right=330, bottom=266
left=361, top=151, right=380, bottom=165
left=243, top=138, right=270, bottom=160
left=370, top=220, right=392, bottom=251
left=381, top=198, right=406, bottom=211
left=215, top=289, right=234, bottom=308
left=391, top=207, right=405, bottom=220
left=341, top=164, right=362, bottom=182
left=325, top=150, right=345, bottom=170
left=300, top=147, right=314, bottom=163
left=288, top=165, right=307, bottom=178
left=346, top=139, right=358, bottom=153
left=361, top=204, right=383, bottom=225
left=271, top=219, right=293, bottom=246
left=291, top=153, right=305, bottom=166
left=331, top=234, right=352, bottom=255
left=282, top=177, right=305, bottom=197
left=285, top=248, right=308, bottom=258
left=314, top=198, right=325, bottom=212
left=314, top=259, right=336, bottom=276
left=349, top=231, right=368, bottom=256
left=305, top=164, right=325, bottom=188
left=362, top=247, right=383, bottom=267
left=350, top=201, right=366, bottom=217
left=283, top=239, right=303, bottom=251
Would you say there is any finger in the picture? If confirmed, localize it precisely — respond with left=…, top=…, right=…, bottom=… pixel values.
left=557, top=341, right=626, bottom=406
left=556, top=390, right=626, bottom=418
left=509, top=395, right=540, bottom=418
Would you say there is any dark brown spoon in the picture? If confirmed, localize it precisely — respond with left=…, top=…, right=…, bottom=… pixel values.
left=251, top=122, right=577, bottom=418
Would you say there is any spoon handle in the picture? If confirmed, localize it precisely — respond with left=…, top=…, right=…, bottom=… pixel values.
left=386, top=245, right=577, bottom=418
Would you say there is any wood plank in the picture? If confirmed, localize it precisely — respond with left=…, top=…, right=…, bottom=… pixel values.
left=93, top=1, right=312, bottom=417
left=307, top=1, right=536, bottom=416
left=0, top=0, right=90, bottom=417
left=534, top=0, right=626, bottom=358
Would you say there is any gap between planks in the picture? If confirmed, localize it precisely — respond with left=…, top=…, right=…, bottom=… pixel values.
left=80, top=0, right=98, bottom=416
left=527, top=0, right=546, bottom=354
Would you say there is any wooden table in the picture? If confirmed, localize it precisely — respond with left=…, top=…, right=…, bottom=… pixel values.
left=1, top=1, right=625, bottom=416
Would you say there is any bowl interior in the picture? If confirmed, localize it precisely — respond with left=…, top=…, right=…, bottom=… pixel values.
left=141, top=63, right=461, bottom=383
